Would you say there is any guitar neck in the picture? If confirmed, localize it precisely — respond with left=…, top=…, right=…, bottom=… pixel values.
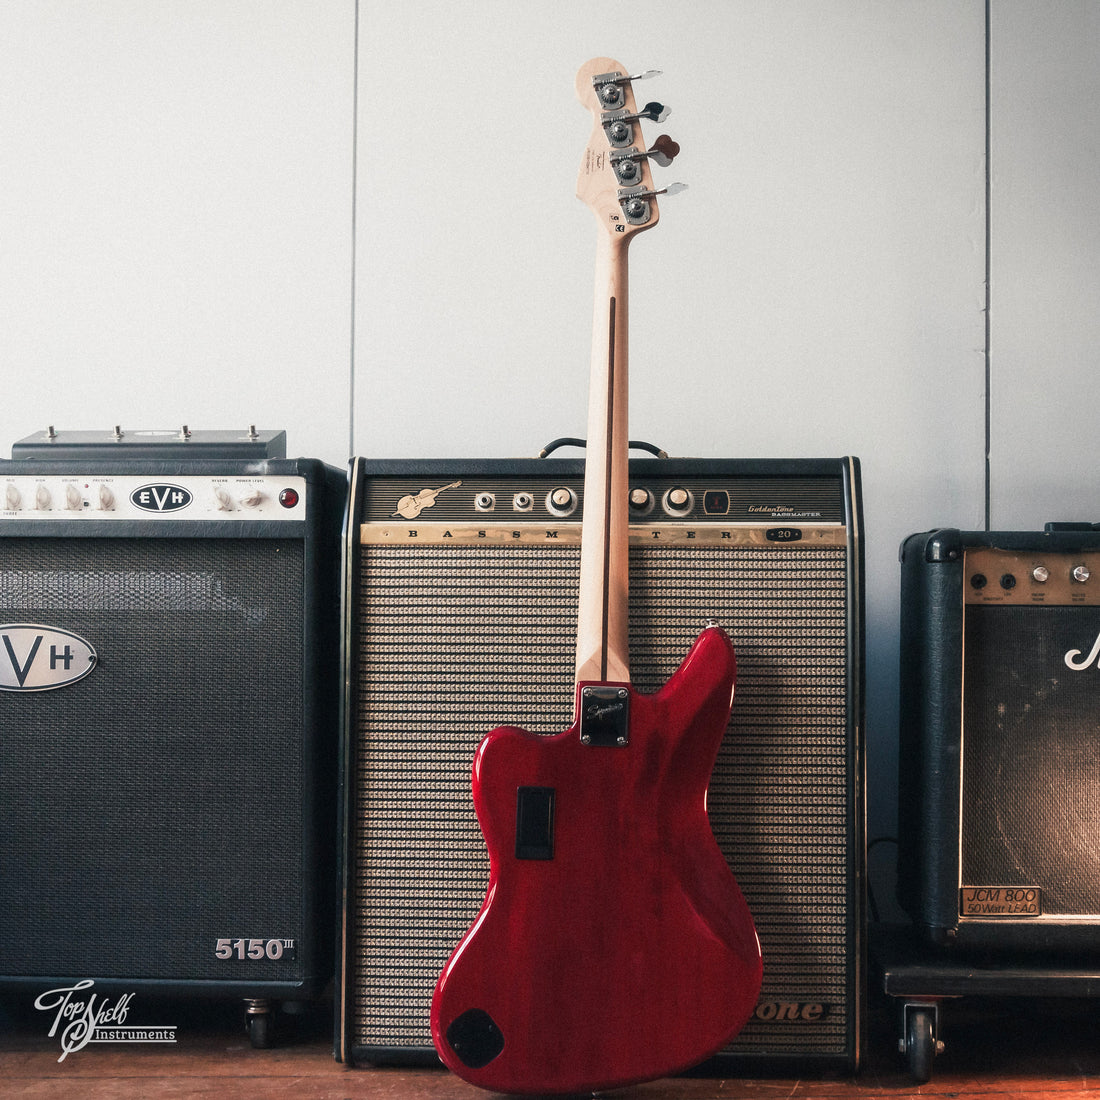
left=575, top=230, right=632, bottom=687
left=572, top=56, right=678, bottom=689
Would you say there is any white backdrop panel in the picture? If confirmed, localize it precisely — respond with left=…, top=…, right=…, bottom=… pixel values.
left=0, top=0, right=353, bottom=466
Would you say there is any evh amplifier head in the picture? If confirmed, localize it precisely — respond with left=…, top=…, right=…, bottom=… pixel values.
left=338, top=456, right=865, bottom=1072
left=899, top=524, right=1100, bottom=952
left=0, top=458, right=344, bottom=1006
left=11, top=426, right=287, bottom=461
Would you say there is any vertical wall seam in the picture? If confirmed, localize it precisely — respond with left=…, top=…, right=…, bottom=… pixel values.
left=984, top=0, right=993, bottom=530
left=348, top=0, right=360, bottom=457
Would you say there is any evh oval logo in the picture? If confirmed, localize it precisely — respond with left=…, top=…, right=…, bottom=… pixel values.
left=130, top=483, right=193, bottom=512
left=0, top=625, right=97, bottom=691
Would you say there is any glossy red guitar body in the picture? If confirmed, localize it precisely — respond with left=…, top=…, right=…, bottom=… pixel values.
left=430, top=624, right=763, bottom=1095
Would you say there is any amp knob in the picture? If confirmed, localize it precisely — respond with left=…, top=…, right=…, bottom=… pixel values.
left=662, top=486, right=694, bottom=516
left=546, top=487, right=578, bottom=517
left=5, top=483, right=21, bottom=511
left=1073, top=563, right=1092, bottom=584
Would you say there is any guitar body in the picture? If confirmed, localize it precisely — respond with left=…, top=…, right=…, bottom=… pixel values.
left=430, top=624, right=763, bottom=1095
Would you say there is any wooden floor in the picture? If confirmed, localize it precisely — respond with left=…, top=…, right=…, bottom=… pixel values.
left=4, top=986, right=1100, bottom=1098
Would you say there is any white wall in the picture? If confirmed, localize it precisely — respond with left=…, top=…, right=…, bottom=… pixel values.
left=990, top=1, right=1100, bottom=528
left=0, top=0, right=353, bottom=465
left=1, top=1, right=1096, bottom=877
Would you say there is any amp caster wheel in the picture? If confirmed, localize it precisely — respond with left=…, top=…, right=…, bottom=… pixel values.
left=245, top=999, right=272, bottom=1049
left=901, top=1003, right=942, bottom=1084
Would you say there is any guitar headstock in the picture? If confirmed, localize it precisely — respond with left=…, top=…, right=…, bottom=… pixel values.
left=575, top=57, right=684, bottom=239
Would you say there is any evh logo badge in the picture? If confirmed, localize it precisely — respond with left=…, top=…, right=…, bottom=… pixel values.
left=130, top=483, right=192, bottom=513
left=0, top=625, right=97, bottom=691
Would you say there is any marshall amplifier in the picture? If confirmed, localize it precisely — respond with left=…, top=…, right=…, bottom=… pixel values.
left=0, top=457, right=343, bottom=1042
left=898, top=524, right=1100, bottom=952
left=337, top=456, right=865, bottom=1072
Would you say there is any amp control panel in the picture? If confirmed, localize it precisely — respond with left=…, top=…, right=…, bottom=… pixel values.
left=0, top=473, right=308, bottom=522
left=362, top=471, right=849, bottom=526
left=965, top=546, right=1100, bottom=606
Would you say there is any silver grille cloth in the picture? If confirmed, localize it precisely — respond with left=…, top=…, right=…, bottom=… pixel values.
left=349, top=543, right=852, bottom=1058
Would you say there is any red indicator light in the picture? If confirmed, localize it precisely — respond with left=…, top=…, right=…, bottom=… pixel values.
left=703, top=490, right=730, bottom=515
left=278, top=488, right=300, bottom=509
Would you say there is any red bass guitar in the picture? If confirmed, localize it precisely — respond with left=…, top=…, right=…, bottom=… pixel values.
left=430, top=57, right=763, bottom=1095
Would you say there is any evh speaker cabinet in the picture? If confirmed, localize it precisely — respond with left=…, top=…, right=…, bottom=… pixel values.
left=338, top=456, right=865, bottom=1072
left=0, top=457, right=343, bottom=1039
left=898, top=524, right=1100, bottom=952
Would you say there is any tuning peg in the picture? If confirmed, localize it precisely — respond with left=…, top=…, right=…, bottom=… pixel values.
left=647, top=134, right=680, bottom=167
left=591, top=69, right=662, bottom=110
left=604, top=103, right=671, bottom=147
left=609, top=136, right=682, bottom=185
left=624, top=182, right=686, bottom=203
left=635, top=101, right=670, bottom=123
left=593, top=68, right=661, bottom=87
left=618, top=182, right=688, bottom=226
